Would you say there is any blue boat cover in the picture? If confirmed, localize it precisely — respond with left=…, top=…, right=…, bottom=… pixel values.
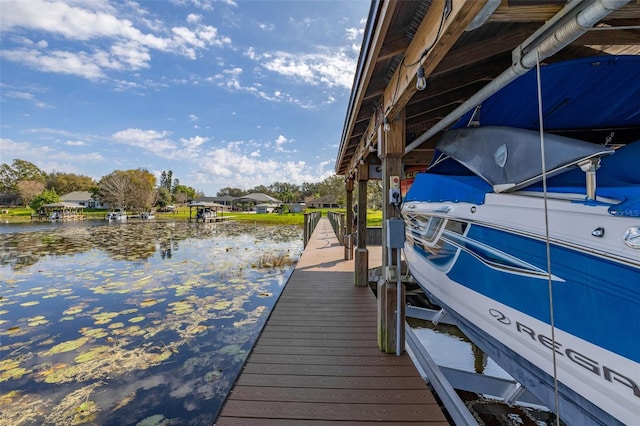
left=408, top=55, right=640, bottom=217
left=404, top=173, right=492, bottom=205
left=452, top=56, right=640, bottom=131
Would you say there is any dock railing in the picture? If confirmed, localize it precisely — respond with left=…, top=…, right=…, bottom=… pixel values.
left=303, top=211, right=322, bottom=248
left=326, top=211, right=345, bottom=243
left=327, top=211, right=355, bottom=259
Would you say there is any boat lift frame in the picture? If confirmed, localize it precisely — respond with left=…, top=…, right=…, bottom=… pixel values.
left=404, top=305, right=545, bottom=426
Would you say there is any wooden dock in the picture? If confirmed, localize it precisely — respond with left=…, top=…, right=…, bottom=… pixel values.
left=216, top=217, right=448, bottom=425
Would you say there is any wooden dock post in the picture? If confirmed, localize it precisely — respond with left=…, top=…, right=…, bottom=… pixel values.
left=345, top=178, right=354, bottom=260
left=355, top=163, right=368, bottom=287
left=377, top=108, right=406, bottom=354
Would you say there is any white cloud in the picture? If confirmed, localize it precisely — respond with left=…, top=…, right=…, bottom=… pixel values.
left=274, top=134, right=295, bottom=153
left=187, top=13, right=201, bottom=24
left=0, top=136, right=104, bottom=175
left=112, top=128, right=176, bottom=152
left=193, top=146, right=331, bottom=190
left=0, top=0, right=232, bottom=79
left=252, top=49, right=357, bottom=89
left=180, top=135, right=208, bottom=148
left=4, top=90, right=34, bottom=100
left=65, top=140, right=88, bottom=146
left=346, top=27, right=364, bottom=41
left=1, top=48, right=106, bottom=80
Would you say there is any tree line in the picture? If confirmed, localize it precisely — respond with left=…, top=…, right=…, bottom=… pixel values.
left=0, top=159, right=201, bottom=212
left=0, top=159, right=368, bottom=212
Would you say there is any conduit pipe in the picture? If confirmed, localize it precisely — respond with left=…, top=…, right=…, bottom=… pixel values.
left=404, top=0, right=631, bottom=155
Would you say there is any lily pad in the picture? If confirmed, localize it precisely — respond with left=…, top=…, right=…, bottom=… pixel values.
left=75, top=346, right=111, bottom=363
left=0, top=366, right=30, bottom=382
left=42, top=337, right=89, bottom=356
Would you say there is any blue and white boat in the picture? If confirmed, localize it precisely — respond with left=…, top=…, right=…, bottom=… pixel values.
left=105, top=210, right=127, bottom=221
left=402, top=56, right=639, bottom=425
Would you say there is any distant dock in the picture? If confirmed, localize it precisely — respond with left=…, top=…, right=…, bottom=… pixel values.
left=188, top=201, right=231, bottom=223
left=216, top=217, right=448, bottom=425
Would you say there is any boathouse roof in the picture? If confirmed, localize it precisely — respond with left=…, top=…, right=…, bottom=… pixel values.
left=336, top=0, right=640, bottom=178
left=42, top=202, right=85, bottom=209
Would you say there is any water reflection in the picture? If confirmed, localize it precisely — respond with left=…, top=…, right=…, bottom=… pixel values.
left=0, top=221, right=303, bottom=425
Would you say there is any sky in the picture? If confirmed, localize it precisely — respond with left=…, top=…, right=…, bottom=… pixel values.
left=0, top=0, right=369, bottom=196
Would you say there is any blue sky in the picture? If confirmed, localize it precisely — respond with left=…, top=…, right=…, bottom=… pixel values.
left=0, top=0, right=368, bottom=195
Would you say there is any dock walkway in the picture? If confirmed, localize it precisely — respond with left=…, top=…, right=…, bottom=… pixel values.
left=216, top=217, right=448, bottom=425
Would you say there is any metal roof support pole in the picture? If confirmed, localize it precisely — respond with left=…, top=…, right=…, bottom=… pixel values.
left=404, top=0, right=631, bottom=155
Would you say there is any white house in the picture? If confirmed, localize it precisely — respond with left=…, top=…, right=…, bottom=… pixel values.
left=60, top=191, right=108, bottom=209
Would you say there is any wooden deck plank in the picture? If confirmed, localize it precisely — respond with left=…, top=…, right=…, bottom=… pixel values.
left=220, top=400, right=445, bottom=422
left=215, top=218, right=448, bottom=425
left=217, top=419, right=449, bottom=426
left=235, top=373, right=431, bottom=389
left=246, top=353, right=413, bottom=366
left=228, top=386, right=434, bottom=404
left=241, top=363, right=420, bottom=377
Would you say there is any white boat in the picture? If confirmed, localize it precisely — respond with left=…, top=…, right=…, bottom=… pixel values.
left=106, top=211, right=127, bottom=221
left=402, top=56, right=639, bottom=425
left=140, top=212, right=155, bottom=220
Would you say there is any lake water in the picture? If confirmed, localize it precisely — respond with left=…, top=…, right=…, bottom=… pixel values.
left=0, top=220, right=303, bottom=425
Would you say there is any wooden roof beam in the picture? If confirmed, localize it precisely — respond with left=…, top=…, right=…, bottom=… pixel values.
left=337, top=1, right=399, bottom=174
left=382, top=0, right=488, bottom=122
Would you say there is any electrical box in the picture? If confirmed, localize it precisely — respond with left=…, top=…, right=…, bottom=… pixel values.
left=389, top=175, right=401, bottom=205
left=386, top=217, right=405, bottom=249
left=389, top=188, right=401, bottom=204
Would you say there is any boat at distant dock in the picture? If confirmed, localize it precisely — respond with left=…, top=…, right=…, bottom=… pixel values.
left=106, top=211, right=127, bottom=221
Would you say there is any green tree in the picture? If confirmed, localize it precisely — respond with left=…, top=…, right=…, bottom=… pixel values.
left=126, top=169, right=157, bottom=211
left=0, top=159, right=47, bottom=192
left=173, top=184, right=197, bottom=202
left=30, top=189, right=60, bottom=212
left=157, top=187, right=173, bottom=207
left=268, top=182, right=301, bottom=203
left=301, top=181, right=321, bottom=198
left=217, top=187, right=246, bottom=197
left=46, top=172, right=95, bottom=195
left=318, top=175, right=347, bottom=206
left=159, top=170, right=173, bottom=191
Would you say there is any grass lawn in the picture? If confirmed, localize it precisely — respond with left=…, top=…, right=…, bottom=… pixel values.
left=1, top=207, right=384, bottom=226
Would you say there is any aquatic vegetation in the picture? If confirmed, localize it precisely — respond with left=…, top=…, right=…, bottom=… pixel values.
left=0, top=358, right=31, bottom=382
left=0, top=221, right=303, bottom=424
left=41, top=337, right=89, bottom=356
left=27, top=315, right=49, bottom=327
left=92, top=311, right=119, bottom=325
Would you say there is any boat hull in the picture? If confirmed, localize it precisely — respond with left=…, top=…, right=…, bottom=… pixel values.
left=403, top=197, right=639, bottom=425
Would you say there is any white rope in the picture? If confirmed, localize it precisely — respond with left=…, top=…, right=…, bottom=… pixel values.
left=535, top=50, right=561, bottom=426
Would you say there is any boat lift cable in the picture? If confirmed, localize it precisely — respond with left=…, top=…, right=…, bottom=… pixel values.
left=404, top=0, right=631, bottom=155
left=535, top=51, right=561, bottom=426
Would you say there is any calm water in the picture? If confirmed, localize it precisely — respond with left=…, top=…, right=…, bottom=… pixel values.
left=0, top=220, right=303, bottom=425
